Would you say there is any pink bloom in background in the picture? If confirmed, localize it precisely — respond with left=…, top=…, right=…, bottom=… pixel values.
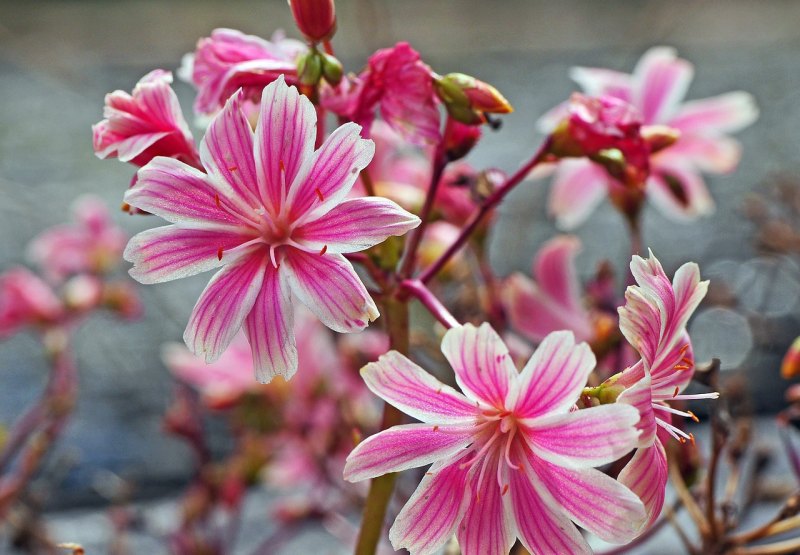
left=124, top=76, right=420, bottom=382
left=345, top=323, right=646, bottom=555
left=323, top=42, right=441, bottom=145
left=606, top=252, right=713, bottom=528
left=0, top=268, right=63, bottom=338
left=184, top=28, right=306, bottom=116
left=93, top=70, right=200, bottom=168
left=28, top=195, right=127, bottom=283
left=539, top=46, right=758, bottom=228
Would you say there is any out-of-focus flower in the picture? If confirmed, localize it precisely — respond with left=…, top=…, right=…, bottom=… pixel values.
left=345, top=323, right=645, bottom=555
left=442, top=117, right=482, bottom=161
left=28, top=196, right=127, bottom=283
left=782, top=336, right=800, bottom=379
left=184, top=29, right=307, bottom=116
left=289, top=0, right=337, bottom=43
left=416, top=221, right=464, bottom=274
left=62, top=275, right=103, bottom=313
left=93, top=70, right=200, bottom=168
left=0, top=268, right=63, bottom=338
left=323, top=42, right=440, bottom=145
left=539, top=46, right=759, bottom=228
left=593, top=252, right=714, bottom=528
left=124, top=76, right=419, bottom=382
left=434, top=72, right=513, bottom=125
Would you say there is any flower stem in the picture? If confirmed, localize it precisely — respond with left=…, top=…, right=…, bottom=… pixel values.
left=418, top=138, right=551, bottom=284
left=400, top=278, right=460, bottom=329
left=354, top=296, right=408, bottom=555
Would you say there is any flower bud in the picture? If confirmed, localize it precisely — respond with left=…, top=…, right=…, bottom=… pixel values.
left=434, top=73, right=513, bottom=125
left=782, top=336, right=800, bottom=379
left=443, top=117, right=482, bottom=160
left=289, top=0, right=337, bottom=43
left=296, top=50, right=323, bottom=86
left=320, top=51, right=343, bottom=85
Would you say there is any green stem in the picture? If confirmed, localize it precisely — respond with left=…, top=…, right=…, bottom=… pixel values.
left=354, top=296, right=408, bottom=555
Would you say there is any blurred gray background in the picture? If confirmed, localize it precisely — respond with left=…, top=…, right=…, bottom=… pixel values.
left=1, top=0, right=799, bottom=518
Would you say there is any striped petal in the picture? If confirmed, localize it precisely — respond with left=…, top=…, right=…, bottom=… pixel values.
left=617, top=372, right=657, bottom=447
left=669, top=91, right=759, bottom=136
left=389, top=455, right=471, bottom=555
left=647, top=163, right=714, bottom=220
left=244, top=262, right=296, bottom=383
left=618, top=441, right=668, bottom=531
left=513, top=331, right=595, bottom=419
left=632, top=47, right=694, bottom=124
left=524, top=403, right=640, bottom=468
left=124, top=224, right=254, bottom=284
left=441, top=323, right=518, bottom=409
left=294, top=197, right=420, bottom=254
left=569, top=66, right=633, bottom=101
left=360, top=351, right=479, bottom=423
left=254, top=75, right=316, bottom=215
left=344, top=423, right=473, bottom=482
left=547, top=159, right=610, bottom=230
left=184, top=254, right=266, bottom=363
left=283, top=250, right=378, bottom=333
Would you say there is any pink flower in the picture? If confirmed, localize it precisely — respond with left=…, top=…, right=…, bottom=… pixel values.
left=289, top=0, right=337, bottom=43
left=93, top=70, right=200, bottom=168
left=540, top=46, right=758, bottom=228
left=124, top=76, right=420, bottom=382
left=0, top=268, right=63, bottom=338
left=345, top=323, right=646, bottom=555
left=185, top=29, right=306, bottom=116
left=323, top=43, right=440, bottom=145
left=602, top=252, right=714, bottom=528
left=28, top=196, right=127, bottom=283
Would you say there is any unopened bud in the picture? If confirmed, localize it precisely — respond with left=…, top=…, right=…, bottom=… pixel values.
left=434, top=73, right=513, bottom=125
left=297, top=50, right=323, bottom=87
left=289, top=0, right=337, bottom=43
left=443, top=117, right=482, bottom=160
left=782, top=336, right=800, bottom=379
left=320, top=51, right=343, bottom=86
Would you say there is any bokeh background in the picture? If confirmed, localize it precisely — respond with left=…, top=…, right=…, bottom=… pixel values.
left=1, top=0, right=800, bottom=550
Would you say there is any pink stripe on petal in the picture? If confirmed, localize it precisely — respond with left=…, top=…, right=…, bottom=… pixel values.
left=514, top=331, right=595, bottom=419
left=287, top=122, right=375, bottom=221
left=200, top=91, right=261, bottom=207
left=669, top=91, right=759, bottom=136
left=508, top=459, right=591, bottom=555
left=283, top=250, right=378, bottom=333
left=343, top=423, right=473, bottom=482
left=293, top=197, right=420, bottom=254
left=632, top=47, right=694, bottom=124
left=524, top=403, right=640, bottom=468
left=617, top=372, right=657, bottom=447
left=569, top=66, right=633, bottom=101
left=360, top=351, right=479, bottom=423
left=534, top=235, right=585, bottom=316
left=184, top=254, right=266, bottom=363
left=647, top=164, right=714, bottom=220
left=124, top=224, right=255, bottom=284
left=389, top=456, right=471, bottom=555
left=531, top=457, right=646, bottom=544
left=254, top=75, right=316, bottom=214
left=126, top=158, right=244, bottom=226
left=244, top=263, right=297, bottom=383
left=547, top=159, right=610, bottom=230
left=113, top=131, right=171, bottom=162
left=618, top=442, right=668, bottom=531
left=456, top=450, right=515, bottom=555
left=441, top=323, right=518, bottom=409
left=658, top=134, right=742, bottom=174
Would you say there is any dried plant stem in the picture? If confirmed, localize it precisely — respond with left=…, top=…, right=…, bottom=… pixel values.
left=669, top=460, right=711, bottom=538
left=731, top=535, right=800, bottom=555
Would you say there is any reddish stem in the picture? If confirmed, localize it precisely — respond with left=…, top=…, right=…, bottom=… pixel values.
left=399, top=279, right=460, bottom=329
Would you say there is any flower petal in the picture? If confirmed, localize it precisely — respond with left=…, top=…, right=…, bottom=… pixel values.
left=441, top=323, right=518, bottom=409
left=254, top=75, right=316, bottom=215
left=547, top=159, right=610, bottom=229
left=617, top=371, right=657, bottom=447
left=184, top=254, right=266, bottom=362
left=389, top=456, right=471, bottom=555
left=293, top=197, right=420, bottom=254
left=125, top=157, right=245, bottom=226
left=647, top=163, right=714, bottom=220
left=456, top=450, right=516, bottom=555
left=283, top=250, right=378, bottom=333
left=343, top=423, right=473, bottom=482
left=632, top=47, right=694, bottom=124
left=360, top=350, right=479, bottom=423
left=530, top=457, right=646, bottom=543
left=618, top=441, right=668, bottom=531
left=124, top=224, right=254, bottom=284
left=287, top=122, right=375, bottom=222
left=533, top=235, right=585, bottom=315
left=508, top=456, right=591, bottom=555
left=524, top=403, right=641, bottom=468
left=244, top=262, right=297, bottom=383
left=669, top=91, right=759, bottom=136
left=569, top=66, right=633, bottom=101
left=513, top=331, right=595, bottom=419
left=658, top=134, right=742, bottom=174
left=200, top=90, right=261, bottom=207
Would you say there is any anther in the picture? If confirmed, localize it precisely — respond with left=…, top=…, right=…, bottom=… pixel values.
left=673, top=386, right=679, bottom=398
left=315, top=188, right=325, bottom=202
left=682, top=356, right=693, bottom=366
left=501, top=484, right=509, bottom=496
left=674, top=364, right=691, bottom=371
left=319, top=245, right=328, bottom=255
left=687, top=410, right=700, bottom=423
left=432, top=425, right=439, bottom=432
left=215, top=193, right=221, bottom=208
left=217, top=247, right=223, bottom=261
left=689, top=433, right=696, bottom=446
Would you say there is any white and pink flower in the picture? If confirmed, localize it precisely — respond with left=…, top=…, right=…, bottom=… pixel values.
left=0, top=268, right=63, bottom=338
left=345, top=323, right=646, bottom=555
left=124, top=76, right=420, bottom=382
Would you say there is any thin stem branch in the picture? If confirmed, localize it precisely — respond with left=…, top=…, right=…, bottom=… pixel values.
left=418, top=138, right=551, bottom=284
left=731, top=535, right=800, bottom=555
left=670, top=459, right=711, bottom=538
left=399, top=279, right=460, bottom=329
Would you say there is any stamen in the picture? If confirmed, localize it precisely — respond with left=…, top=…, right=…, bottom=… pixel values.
left=319, top=245, right=328, bottom=255
left=653, top=403, right=701, bottom=422
left=673, top=364, right=691, bottom=371
left=315, top=188, right=325, bottom=202
left=269, top=245, right=279, bottom=269
left=689, top=433, right=696, bottom=446
left=504, top=426, right=520, bottom=470
left=687, top=410, right=700, bottom=423
left=217, top=247, right=223, bottom=261
left=459, top=428, right=501, bottom=469
left=432, top=425, right=439, bottom=432
left=672, top=392, right=721, bottom=401
left=501, top=484, right=509, bottom=496
left=679, top=344, right=690, bottom=355
left=682, top=356, right=693, bottom=366
left=228, top=166, right=238, bottom=172
left=673, top=386, right=680, bottom=398
left=656, top=418, right=693, bottom=443
left=215, top=193, right=221, bottom=208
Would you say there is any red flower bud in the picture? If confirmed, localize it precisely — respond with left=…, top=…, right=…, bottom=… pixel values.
left=289, top=0, right=337, bottom=43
